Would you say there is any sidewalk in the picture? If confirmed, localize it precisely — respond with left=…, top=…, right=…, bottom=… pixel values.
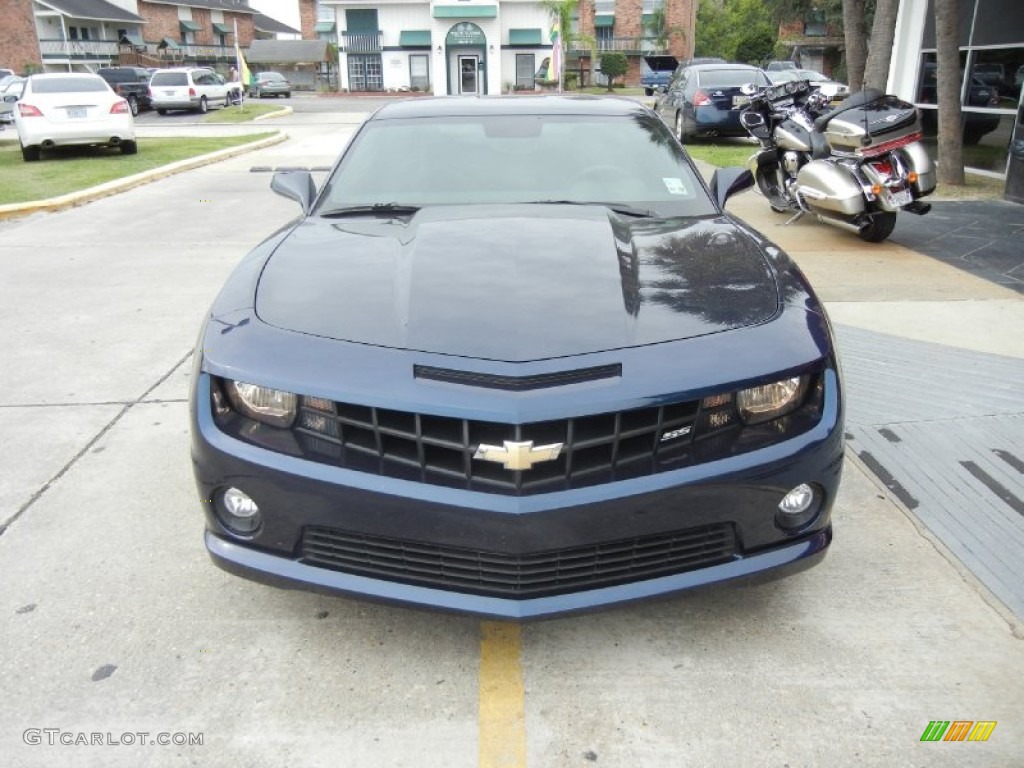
left=723, top=180, right=1024, bottom=620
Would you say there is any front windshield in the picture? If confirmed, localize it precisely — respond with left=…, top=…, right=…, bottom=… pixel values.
left=315, top=111, right=717, bottom=218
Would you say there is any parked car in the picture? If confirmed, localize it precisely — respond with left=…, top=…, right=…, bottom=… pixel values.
left=971, top=62, right=1004, bottom=90
left=768, top=68, right=849, bottom=103
left=189, top=96, right=844, bottom=619
left=96, top=66, right=152, bottom=116
left=656, top=62, right=771, bottom=141
left=0, top=77, right=25, bottom=124
left=249, top=71, right=291, bottom=98
left=641, top=55, right=678, bottom=96
left=765, top=60, right=798, bottom=71
left=13, top=72, right=135, bottom=161
left=149, top=67, right=230, bottom=114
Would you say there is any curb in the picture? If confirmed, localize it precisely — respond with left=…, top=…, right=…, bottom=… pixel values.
left=0, top=131, right=287, bottom=220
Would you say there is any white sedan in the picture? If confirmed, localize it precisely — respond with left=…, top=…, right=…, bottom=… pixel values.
left=769, top=68, right=850, bottom=103
left=13, top=72, right=135, bottom=162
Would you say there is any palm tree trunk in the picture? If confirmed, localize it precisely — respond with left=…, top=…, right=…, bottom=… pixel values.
left=842, top=0, right=868, bottom=92
left=863, top=0, right=900, bottom=91
left=935, top=0, right=964, bottom=185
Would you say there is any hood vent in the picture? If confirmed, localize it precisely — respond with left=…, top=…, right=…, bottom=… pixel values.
left=413, top=363, right=622, bottom=391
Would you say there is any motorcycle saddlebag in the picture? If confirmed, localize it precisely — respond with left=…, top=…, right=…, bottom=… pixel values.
left=825, top=95, right=920, bottom=153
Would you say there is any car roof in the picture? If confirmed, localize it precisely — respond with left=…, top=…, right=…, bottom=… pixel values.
left=686, top=63, right=763, bottom=71
left=371, top=95, right=651, bottom=120
left=28, top=72, right=104, bottom=79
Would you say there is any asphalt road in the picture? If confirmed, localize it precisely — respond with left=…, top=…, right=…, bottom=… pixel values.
left=1, top=109, right=1022, bottom=767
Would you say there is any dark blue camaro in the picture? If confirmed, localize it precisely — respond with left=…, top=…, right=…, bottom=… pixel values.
left=190, top=96, right=844, bottom=619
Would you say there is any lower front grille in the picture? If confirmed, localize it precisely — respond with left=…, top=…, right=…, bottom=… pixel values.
left=300, top=524, right=738, bottom=599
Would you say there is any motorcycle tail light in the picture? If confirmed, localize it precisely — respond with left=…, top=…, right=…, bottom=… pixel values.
left=693, top=89, right=711, bottom=107
left=870, top=161, right=893, bottom=177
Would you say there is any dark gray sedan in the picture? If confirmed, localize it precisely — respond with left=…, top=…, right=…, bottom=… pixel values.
left=655, top=63, right=770, bottom=142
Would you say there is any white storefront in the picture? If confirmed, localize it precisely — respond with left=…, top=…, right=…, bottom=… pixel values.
left=321, top=0, right=555, bottom=96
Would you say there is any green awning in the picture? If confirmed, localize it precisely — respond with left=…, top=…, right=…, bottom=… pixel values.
left=120, top=33, right=144, bottom=46
left=159, top=37, right=179, bottom=49
left=433, top=5, right=497, bottom=19
left=594, top=14, right=615, bottom=27
left=315, top=21, right=336, bottom=33
left=399, top=30, right=431, bottom=47
left=211, top=23, right=230, bottom=35
left=509, top=28, right=542, bottom=45
left=179, top=20, right=201, bottom=33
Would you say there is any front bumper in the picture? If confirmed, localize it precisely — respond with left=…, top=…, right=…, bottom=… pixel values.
left=191, top=369, right=844, bottom=619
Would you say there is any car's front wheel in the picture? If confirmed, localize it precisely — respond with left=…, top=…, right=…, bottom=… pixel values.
left=198, top=96, right=208, bottom=114
left=120, top=140, right=138, bottom=155
left=127, top=95, right=138, bottom=116
left=21, top=145, right=40, bottom=162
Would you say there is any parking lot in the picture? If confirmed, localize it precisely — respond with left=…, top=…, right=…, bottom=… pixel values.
left=1, top=108, right=1022, bottom=767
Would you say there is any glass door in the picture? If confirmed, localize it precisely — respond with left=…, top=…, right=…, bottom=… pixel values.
left=458, top=55, right=478, bottom=95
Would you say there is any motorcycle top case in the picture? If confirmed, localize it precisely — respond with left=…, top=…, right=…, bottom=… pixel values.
left=825, top=95, right=919, bottom=153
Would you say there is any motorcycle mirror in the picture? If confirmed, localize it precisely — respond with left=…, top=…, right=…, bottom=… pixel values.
left=709, top=167, right=754, bottom=209
left=739, top=83, right=758, bottom=96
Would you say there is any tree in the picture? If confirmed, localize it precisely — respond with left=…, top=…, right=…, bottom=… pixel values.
left=693, top=0, right=775, bottom=62
left=934, top=0, right=964, bottom=185
left=735, top=27, right=775, bottom=64
left=644, top=6, right=685, bottom=53
left=842, top=0, right=868, bottom=90
left=600, top=52, right=628, bottom=91
left=538, top=0, right=594, bottom=91
left=862, top=0, right=899, bottom=90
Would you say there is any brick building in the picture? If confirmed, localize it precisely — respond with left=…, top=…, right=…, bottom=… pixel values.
left=0, top=0, right=285, bottom=74
left=318, top=0, right=696, bottom=94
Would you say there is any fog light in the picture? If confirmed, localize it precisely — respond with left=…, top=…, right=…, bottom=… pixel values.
left=220, top=487, right=261, bottom=535
left=776, top=483, right=819, bottom=531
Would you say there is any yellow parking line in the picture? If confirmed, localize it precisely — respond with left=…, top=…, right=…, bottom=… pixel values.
left=479, top=621, right=527, bottom=768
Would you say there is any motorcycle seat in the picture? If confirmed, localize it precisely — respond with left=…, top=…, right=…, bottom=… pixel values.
left=812, top=88, right=885, bottom=132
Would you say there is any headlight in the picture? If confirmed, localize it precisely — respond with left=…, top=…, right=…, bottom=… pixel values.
left=225, top=380, right=298, bottom=427
left=736, top=376, right=806, bottom=424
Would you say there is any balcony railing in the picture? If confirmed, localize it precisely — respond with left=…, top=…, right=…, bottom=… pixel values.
left=340, top=33, right=381, bottom=53
left=569, top=37, right=660, bottom=56
left=39, top=39, right=119, bottom=59
left=39, top=39, right=237, bottom=62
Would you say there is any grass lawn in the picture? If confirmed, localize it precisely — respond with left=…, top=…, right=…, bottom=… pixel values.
left=202, top=102, right=286, bottom=123
left=683, top=142, right=757, bottom=169
left=0, top=133, right=274, bottom=205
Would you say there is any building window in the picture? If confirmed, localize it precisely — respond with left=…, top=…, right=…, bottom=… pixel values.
left=68, top=26, right=79, bottom=40
left=804, top=10, right=827, bottom=37
left=594, top=0, right=615, bottom=13
left=515, top=53, right=534, bottom=89
left=642, top=0, right=664, bottom=13
left=410, top=54, right=429, bottom=89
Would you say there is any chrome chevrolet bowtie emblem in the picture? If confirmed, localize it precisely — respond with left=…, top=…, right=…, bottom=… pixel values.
left=473, top=440, right=563, bottom=471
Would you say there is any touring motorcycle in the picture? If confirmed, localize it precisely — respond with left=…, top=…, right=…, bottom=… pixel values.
left=738, top=80, right=935, bottom=242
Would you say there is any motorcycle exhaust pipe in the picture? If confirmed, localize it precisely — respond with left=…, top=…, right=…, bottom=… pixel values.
left=815, top=215, right=869, bottom=236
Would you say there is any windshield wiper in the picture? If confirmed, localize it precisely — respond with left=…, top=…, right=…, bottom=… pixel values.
left=318, top=203, right=421, bottom=218
left=527, top=200, right=659, bottom=218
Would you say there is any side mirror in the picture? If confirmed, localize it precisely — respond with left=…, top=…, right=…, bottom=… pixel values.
left=3, top=94, right=17, bottom=103
left=271, top=170, right=316, bottom=214
left=709, top=167, right=754, bottom=209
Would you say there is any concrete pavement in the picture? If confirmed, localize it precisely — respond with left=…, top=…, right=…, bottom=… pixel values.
left=0, top=110, right=1022, bottom=766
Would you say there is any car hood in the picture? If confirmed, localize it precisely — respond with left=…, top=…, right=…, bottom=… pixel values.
left=255, top=206, right=779, bottom=362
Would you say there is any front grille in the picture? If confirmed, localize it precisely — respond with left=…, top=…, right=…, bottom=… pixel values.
left=293, top=398, right=701, bottom=495
left=301, top=524, right=738, bottom=598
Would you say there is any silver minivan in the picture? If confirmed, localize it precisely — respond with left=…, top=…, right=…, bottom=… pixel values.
left=150, top=67, right=230, bottom=115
